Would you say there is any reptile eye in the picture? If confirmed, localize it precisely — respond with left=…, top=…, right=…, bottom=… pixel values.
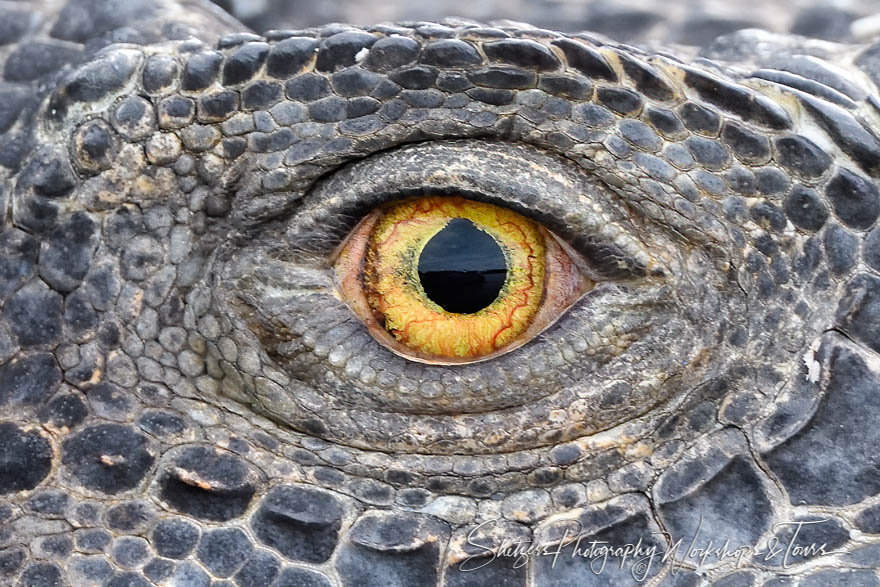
left=225, top=140, right=669, bottom=454
left=333, top=196, right=592, bottom=364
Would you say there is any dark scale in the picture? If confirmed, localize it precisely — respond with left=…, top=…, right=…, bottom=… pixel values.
left=417, top=218, right=507, bottom=314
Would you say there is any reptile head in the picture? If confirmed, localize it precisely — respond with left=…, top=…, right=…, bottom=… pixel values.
left=2, top=1, right=880, bottom=585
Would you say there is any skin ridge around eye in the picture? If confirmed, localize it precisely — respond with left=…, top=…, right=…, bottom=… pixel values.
left=216, top=139, right=743, bottom=463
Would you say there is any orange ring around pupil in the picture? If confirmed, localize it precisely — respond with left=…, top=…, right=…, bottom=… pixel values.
left=363, top=196, right=546, bottom=360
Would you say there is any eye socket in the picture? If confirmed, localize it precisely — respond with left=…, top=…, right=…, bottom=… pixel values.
left=333, top=195, right=592, bottom=364
left=220, top=140, right=688, bottom=456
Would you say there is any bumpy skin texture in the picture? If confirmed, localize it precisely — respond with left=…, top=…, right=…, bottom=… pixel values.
left=2, top=0, right=880, bottom=585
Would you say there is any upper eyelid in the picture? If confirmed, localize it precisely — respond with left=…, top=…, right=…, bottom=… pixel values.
left=281, top=139, right=660, bottom=279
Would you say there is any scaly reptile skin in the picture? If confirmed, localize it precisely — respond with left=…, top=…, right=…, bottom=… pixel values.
left=2, top=0, right=880, bottom=585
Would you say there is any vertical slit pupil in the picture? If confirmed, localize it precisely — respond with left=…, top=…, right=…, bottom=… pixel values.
left=418, top=218, right=507, bottom=314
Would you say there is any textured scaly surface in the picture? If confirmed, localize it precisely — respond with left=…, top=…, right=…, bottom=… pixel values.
left=2, top=1, right=880, bottom=585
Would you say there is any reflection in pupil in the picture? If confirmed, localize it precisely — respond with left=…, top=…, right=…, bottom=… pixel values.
left=418, top=218, right=507, bottom=314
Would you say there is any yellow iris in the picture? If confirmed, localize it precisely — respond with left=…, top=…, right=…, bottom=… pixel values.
left=363, top=197, right=544, bottom=359
left=333, top=195, right=589, bottom=364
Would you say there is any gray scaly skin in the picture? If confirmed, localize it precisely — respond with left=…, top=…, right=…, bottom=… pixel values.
left=2, top=0, right=880, bottom=585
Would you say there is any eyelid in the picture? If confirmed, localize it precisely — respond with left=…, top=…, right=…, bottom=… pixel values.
left=285, top=140, right=659, bottom=281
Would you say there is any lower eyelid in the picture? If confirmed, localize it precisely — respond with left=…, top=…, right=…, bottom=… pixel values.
left=220, top=252, right=681, bottom=454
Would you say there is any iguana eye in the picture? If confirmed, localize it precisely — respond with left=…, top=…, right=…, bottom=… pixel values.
left=221, top=140, right=680, bottom=456
left=334, top=196, right=591, bottom=364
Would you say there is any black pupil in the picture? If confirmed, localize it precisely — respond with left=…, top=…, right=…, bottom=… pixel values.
left=418, top=218, right=507, bottom=314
